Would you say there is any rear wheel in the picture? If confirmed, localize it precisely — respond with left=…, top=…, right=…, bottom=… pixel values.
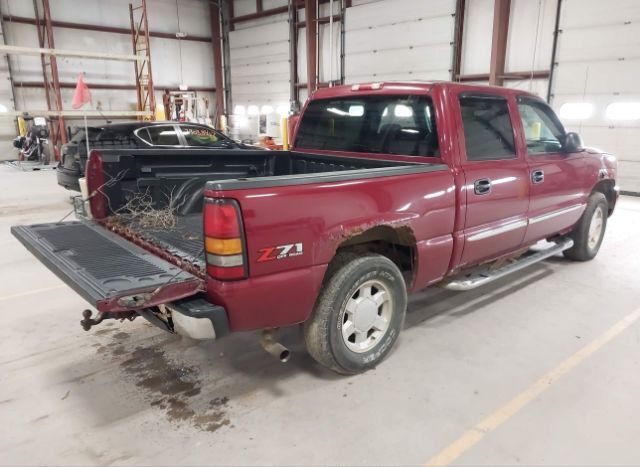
left=563, top=192, right=608, bottom=261
left=304, top=253, right=407, bottom=375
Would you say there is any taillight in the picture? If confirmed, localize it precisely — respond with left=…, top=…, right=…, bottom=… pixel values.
left=204, top=199, right=247, bottom=280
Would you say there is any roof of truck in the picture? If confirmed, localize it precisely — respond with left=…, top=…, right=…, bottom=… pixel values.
left=310, top=81, right=540, bottom=100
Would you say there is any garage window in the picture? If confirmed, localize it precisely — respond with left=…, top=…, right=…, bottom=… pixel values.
left=459, top=95, right=516, bottom=161
left=605, top=102, right=640, bottom=121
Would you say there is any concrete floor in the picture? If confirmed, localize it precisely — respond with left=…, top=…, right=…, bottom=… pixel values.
left=1, top=163, right=640, bottom=466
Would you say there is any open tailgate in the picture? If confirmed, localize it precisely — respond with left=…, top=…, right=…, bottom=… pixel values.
left=11, top=221, right=203, bottom=312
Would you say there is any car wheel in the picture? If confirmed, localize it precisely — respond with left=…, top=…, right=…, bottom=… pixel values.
left=304, top=253, right=407, bottom=375
left=563, top=192, right=608, bottom=261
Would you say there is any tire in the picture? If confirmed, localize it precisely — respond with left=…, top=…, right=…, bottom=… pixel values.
left=563, top=192, right=608, bottom=261
left=304, top=253, right=407, bottom=375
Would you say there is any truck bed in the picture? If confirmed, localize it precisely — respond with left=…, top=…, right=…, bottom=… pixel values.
left=89, top=148, right=431, bottom=272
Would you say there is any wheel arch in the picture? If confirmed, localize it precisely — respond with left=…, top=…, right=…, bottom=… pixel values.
left=325, top=225, right=417, bottom=289
left=591, top=179, right=617, bottom=215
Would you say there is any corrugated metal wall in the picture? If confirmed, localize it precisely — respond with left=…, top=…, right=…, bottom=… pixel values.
left=0, top=0, right=215, bottom=156
left=550, top=0, right=640, bottom=192
left=229, top=16, right=290, bottom=109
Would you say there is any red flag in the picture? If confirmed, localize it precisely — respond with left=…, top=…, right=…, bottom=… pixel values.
left=71, top=73, right=91, bottom=109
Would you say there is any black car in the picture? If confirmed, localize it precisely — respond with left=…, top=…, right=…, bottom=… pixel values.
left=57, top=121, right=255, bottom=191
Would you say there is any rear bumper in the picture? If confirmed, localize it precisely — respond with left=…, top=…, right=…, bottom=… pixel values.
left=56, top=164, right=81, bottom=191
left=166, top=298, right=230, bottom=339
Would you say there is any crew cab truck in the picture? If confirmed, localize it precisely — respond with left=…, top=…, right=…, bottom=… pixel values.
left=11, top=82, right=618, bottom=374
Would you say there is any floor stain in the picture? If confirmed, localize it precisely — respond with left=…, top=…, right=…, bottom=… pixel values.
left=114, top=346, right=231, bottom=432
left=112, top=332, right=130, bottom=340
left=61, top=390, right=70, bottom=400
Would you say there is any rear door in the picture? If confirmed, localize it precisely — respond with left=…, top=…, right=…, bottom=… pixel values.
left=11, top=221, right=202, bottom=312
left=515, top=97, right=588, bottom=243
left=456, top=92, right=530, bottom=267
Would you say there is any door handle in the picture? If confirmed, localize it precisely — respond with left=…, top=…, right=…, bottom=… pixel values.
left=531, top=170, right=545, bottom=184
left=474, top=178, right=492, bottom=195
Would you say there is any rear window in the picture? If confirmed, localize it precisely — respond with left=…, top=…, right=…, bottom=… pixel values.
left=295, top=95, right=439, bottom=157
left=70, top=128, right=101, bottom=143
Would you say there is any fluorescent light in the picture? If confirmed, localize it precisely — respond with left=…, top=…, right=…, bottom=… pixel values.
left=179, top=83, right=188, bottom=91
left=0, top=104, right=7, bottom=113
left=605, top=102, right=640, bottom=121
left=234, top=105, right=246, bottom=116
left=247, top=105, right=259, bottom=116
left=276, top=105, right=289, bottom=116
left=559, top=102, right=594, bottom=120
left=261, top=105, right=274, bottom=114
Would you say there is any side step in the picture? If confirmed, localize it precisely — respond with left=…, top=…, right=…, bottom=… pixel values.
left=441, top=238, right=574, bottom=291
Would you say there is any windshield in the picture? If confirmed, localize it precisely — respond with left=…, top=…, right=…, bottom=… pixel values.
left=295, top=95, right=439, bottom=157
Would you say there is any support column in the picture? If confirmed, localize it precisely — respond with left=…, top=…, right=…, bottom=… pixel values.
left=210, top=0, right=225, bottom=120
left=34, top=0, right=67, bottom=146
left=489, top=0, right=511, bottom=87
left=451, top=0, right=465, bottom=81
left=304, top=0, right=317, bottom=93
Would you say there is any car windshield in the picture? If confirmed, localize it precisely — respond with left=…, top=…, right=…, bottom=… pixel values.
left=295, top=95, right=439, bottom=157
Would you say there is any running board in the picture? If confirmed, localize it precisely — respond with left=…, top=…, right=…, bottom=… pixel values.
left=441, top=238, right=574, bottom=291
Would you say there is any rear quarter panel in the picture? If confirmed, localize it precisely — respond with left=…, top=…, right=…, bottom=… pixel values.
left=204, top=168, right=456, bottom=331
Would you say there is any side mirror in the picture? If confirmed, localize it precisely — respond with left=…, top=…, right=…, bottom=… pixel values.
left=563, top=132, right=583, bottom=153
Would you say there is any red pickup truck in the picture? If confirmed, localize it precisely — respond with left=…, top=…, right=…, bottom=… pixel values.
left=12, top=82, right=618, bottom=374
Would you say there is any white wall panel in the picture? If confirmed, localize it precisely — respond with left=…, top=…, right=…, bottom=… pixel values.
left=504, top=78, right=549, bottom=99
left=460, top=0, right=493, bottom=75
left=0, top=0, right=216, bottom=135
left=505, top=0, right=556, bottom=73
left=550, top=0, right=640, bottom=192
left=229, top=19, right=290, bottom=107
left=344, top=0, right=455, bottom=83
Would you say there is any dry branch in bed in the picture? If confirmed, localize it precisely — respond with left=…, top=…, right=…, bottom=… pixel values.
left=111, top=188, right=185, bottom=230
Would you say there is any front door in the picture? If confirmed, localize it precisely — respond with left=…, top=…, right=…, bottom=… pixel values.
left=456, top=92, right=530, bottom=267
left=515, top=97, right=588, bottom=244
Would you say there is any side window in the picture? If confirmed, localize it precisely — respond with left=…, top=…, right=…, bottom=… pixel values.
left=140, top=126, right=180, bottom=146
left=517, top=99, right=564, bottom=155
left=180, top=126, right=226, bottom=147
left=459, top=95, right=516, bottom=161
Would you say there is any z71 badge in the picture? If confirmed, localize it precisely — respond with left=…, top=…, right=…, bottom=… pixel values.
left=257, top=243, right=303, bottom=262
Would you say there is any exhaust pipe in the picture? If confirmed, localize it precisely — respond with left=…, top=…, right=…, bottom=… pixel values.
left=260, top=329, right=290, bottom=363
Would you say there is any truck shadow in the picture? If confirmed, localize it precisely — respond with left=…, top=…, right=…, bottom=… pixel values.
left=55, top=262, right=555, bottom=433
